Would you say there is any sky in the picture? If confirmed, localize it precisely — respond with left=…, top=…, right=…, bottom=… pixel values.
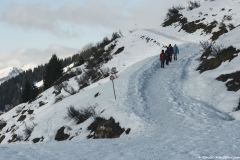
left=0, top=0, right=187, bottom=70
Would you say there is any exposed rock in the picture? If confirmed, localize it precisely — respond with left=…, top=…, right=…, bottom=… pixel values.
left=21, top=109, right=27, bottom=114
left=12, top=114, right=19, bottom=118
left=55, top=126, right=70, bottom=141
left=8, top=134, right=17, bottom=143
left=236, top=98, right=240, bottom=111
left=32, top=136, right=44, bottom=143
left=211, top=23, right=228, bottom=41
left=28, top=110, right=34, bottom=114
left=0, top=121, right=7, bottom=131
left=17, top=115, right=26, bottom=122
left=0, top=135, right=5, bottom=143
left=197, top=46, right=240, bottom=73
left=39, top=101, right=47, bottom=107
left=87, top=117, right=125, bottom=139
left=32, top=138, right=40, bottom=143
left=125, top=128, right=131, bottom=134
left=94, top=92, right=100, bottom=98
left=114, top=47, right=124, bottom=55
left=162, top=13, right=227, bottom=41
left=216, top=71, right=240, bottom=91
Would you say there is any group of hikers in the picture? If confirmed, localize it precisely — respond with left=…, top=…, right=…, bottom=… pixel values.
left=159, top=44, right=179, bottom=68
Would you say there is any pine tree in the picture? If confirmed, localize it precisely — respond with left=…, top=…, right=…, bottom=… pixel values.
left=21, top=81, right=31, bottom=103
left=43, top=54, right=63, bottom=90
left=75, top=56, right=85, bottom=67
left=30, top=84, right=39, bottom=100
left=111, top=32, right=121, bottom=41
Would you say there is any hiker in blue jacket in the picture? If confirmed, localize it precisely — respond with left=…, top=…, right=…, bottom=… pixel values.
left=173, top=44, right=179, bottom=60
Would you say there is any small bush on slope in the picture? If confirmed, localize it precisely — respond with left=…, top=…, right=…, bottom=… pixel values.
left=65, top=104, right=97, bottom=124
left=187, top=1, right=200, bottom=11
left=23, top=124, right=35, bottom=140
left=54, top=95, right=65, bottom=104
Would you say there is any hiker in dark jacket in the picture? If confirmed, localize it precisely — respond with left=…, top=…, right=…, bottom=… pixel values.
left=165, top=47, right=170, bottom=65
left=168, top=44, right=173, bottom=62
left=160, top=50, right=166, bottom=68
left=173, top=44, right=179, bottom=60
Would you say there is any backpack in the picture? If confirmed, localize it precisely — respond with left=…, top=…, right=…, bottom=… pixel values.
left=169, top=46, right=173, bottom=54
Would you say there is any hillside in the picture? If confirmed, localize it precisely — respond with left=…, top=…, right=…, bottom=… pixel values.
left=0, top=0, right=240, bottom=159
left=0, top=67, right=22, bottom=85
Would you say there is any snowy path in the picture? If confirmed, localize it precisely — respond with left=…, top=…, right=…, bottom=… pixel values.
left=122, top=43, right=240, bottom=159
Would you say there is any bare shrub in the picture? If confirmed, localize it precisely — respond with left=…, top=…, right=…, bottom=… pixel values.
left=211, top=44, right=225, bottom=57
left=75, top=68, right=82, bottom=75
left=15, top=107, right=22, bottom=114
left=223, top=15, right=232, bottom=21
left=175, top=5, right=185, bottom=10
left=53, top=84, right=63, bottom=96
left=84, top=68, right=101, bottom=84
left=165, top=5, right=185, bottom=20
left=74, top=75, right=90, bottom=91
left=39, top=101, right=46, bottom=107
left=65, top=104, right=97, bottom=124
left=200, top=41, right=213, bottom=52
left=99, top=67, right=110, bottom=78
left=111, top=67, right=118, bottom=78
left=29, top=116, right=35, bottom=121
left=55, top=95, right=65, bottom=104
left=187, top=1, right=200, bottom=11
left=129, top=29, right=137, bottom=33
left=227, top=23, right=235, bottom=30
left=59, top=82, right=76, bottom=95
left=199, top=41, right=225, bottom=58
left=23, top=124, right=35, bottom=139
left=219, top=22, right=226, bottom=28
left=15, top=135, right=23, bottom=141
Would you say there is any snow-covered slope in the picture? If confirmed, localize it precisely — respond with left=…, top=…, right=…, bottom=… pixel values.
left=0, top=0, right=240, bottom=159
left=0, top=67, right=22, bottom=84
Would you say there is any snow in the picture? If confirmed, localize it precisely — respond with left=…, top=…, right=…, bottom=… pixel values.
left=35, top=80, right=43, bottom=88
left=0, top=67, right=22, bottom=84
left=1, top=0, right=240, bottom=159
left=21, top=63, right=38, bottom=71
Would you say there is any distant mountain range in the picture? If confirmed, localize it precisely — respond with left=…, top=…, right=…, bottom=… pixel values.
left=0, top=67, right=23, bottom=84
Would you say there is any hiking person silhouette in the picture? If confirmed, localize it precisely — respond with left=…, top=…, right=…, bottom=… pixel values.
left=160, top=50, right=166, bottom=68
left=173, top=44, right=179, bottom=60
left=165, top=47, right=171, bottom=65
left=168, top=44, right=173, bottom=62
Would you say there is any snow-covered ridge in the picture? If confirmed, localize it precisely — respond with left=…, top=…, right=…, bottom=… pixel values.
left=0, top=67, right=22, bottom=84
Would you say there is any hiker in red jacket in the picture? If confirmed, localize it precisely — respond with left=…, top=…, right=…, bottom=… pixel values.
left=160, top=50, right=166, bottom=68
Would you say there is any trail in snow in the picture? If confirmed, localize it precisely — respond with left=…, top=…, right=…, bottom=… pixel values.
left=125, top=42, right=240, bottom=159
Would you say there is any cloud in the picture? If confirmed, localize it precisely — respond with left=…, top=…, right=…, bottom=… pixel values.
left=1, top=3, right=56, bottom=31
left=0, top=44, right=78, bottom=70
left=0, top=0, right=188, bottom=36
left=0, top=1, right=128, bottom=37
